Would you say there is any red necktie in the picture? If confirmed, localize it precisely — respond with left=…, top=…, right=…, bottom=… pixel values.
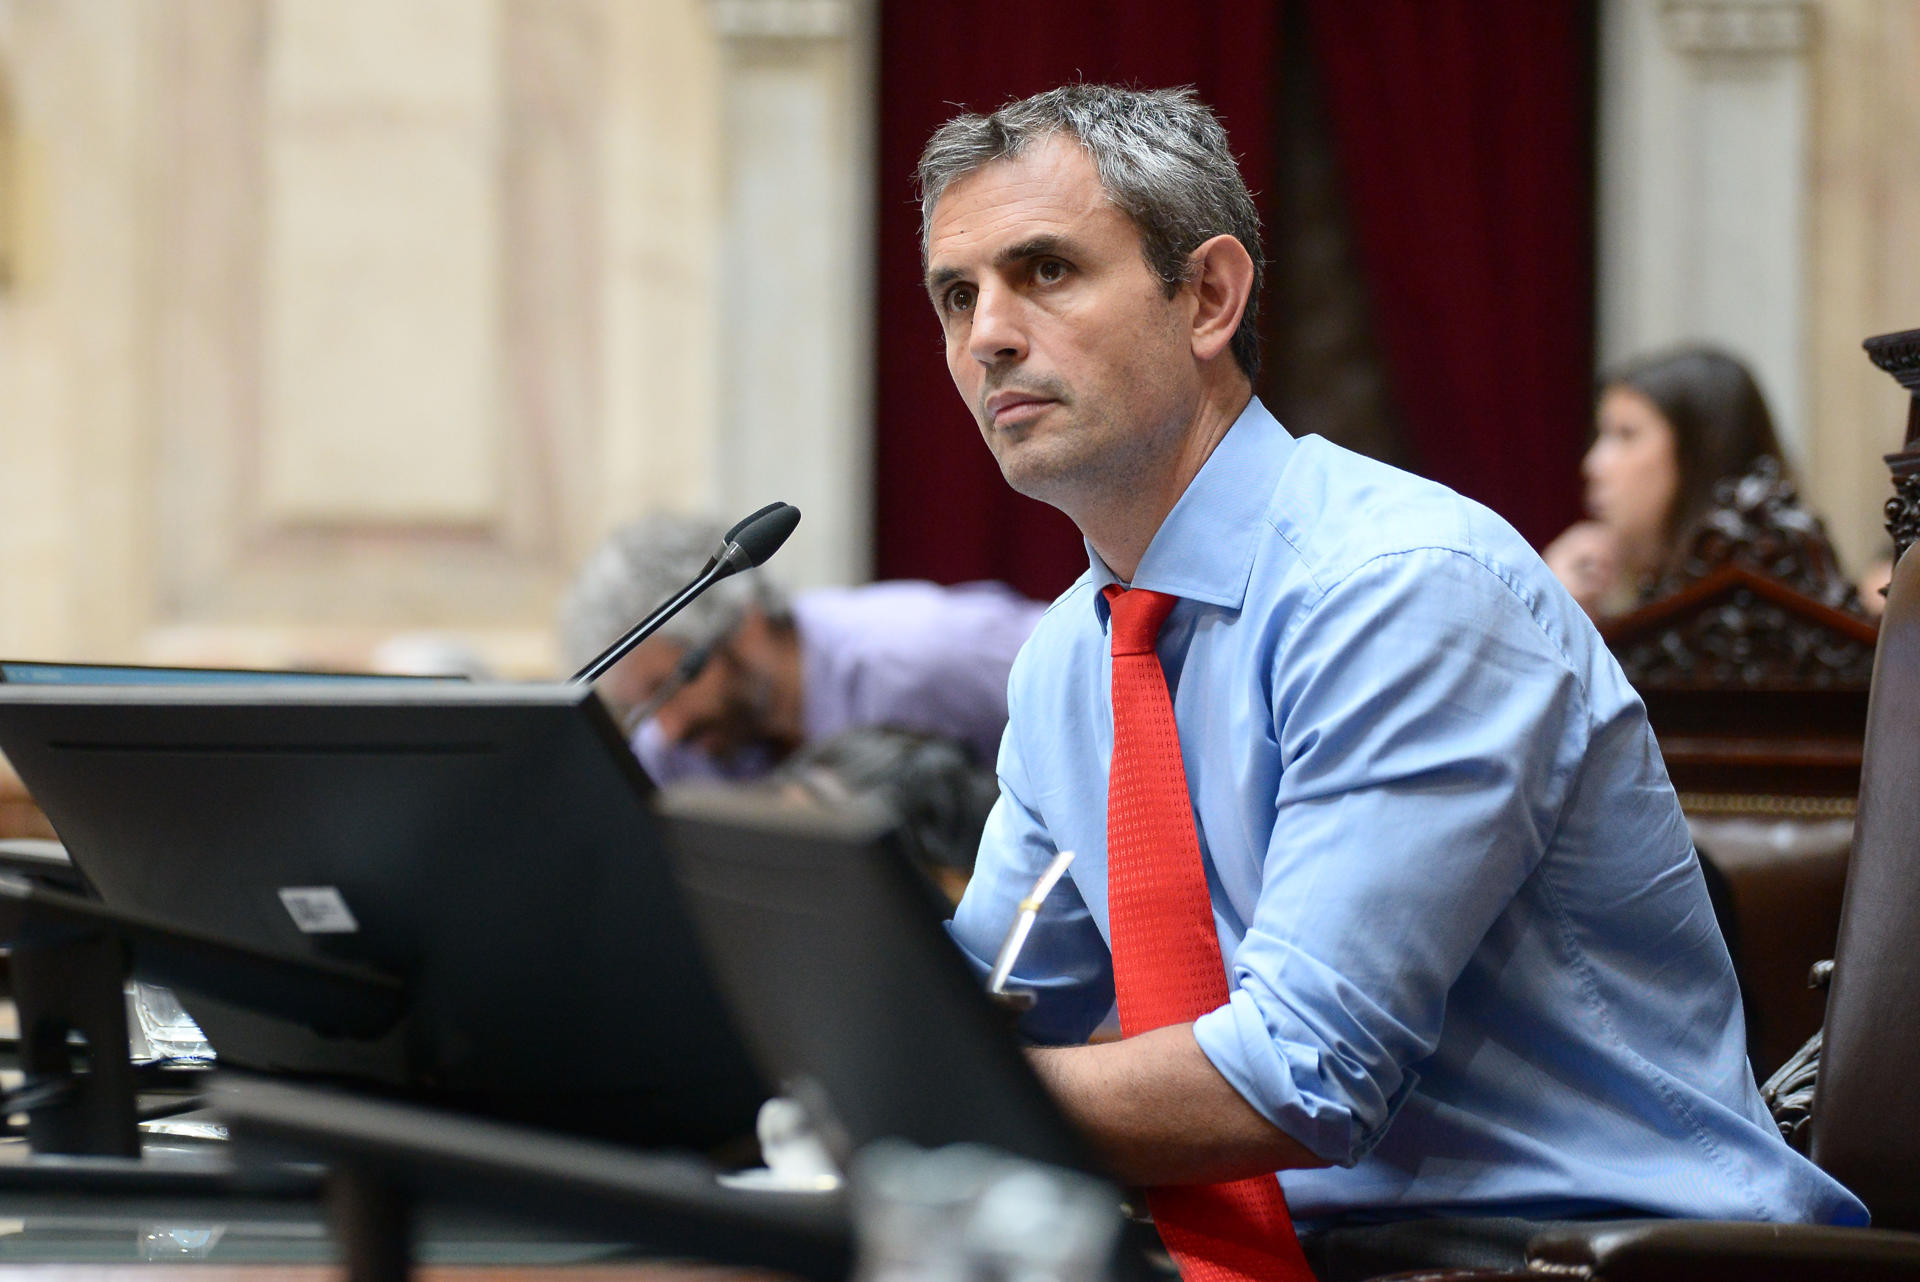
left=1102, top=583, right=1314, bottom=1282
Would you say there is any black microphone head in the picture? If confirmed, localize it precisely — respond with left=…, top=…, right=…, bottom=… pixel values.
left=723, top=502, right=789, bottom=546
left=719, top=502, right=801, bottom=575
left=572, top=503, right=799, bottom=686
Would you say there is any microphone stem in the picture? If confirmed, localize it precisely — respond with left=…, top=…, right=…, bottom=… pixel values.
left=570, top=562, right=729, bottom=686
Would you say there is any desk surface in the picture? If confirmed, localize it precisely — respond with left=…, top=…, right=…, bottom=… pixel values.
left=0, top=1088, right=813, bottom=1282
left=0, top=1155, right=804, bottom=1281
left=0, top=1270, right=783, bottom=1280
left=0, top=1187, right=797, bottom=1280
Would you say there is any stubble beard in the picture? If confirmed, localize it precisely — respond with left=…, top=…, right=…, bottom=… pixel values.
left=988, top=396, right=1191, bottom=530
left=987, top=409, right=1091, bottom=508
left=973, top=373, right=1079, bottom=505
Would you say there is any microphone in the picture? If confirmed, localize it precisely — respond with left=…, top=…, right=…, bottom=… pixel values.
left=570, top=502, right=802, bottom=687
left=702, top=501, right=804, bottom=579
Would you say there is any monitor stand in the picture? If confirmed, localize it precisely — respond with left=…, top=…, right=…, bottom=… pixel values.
left=9, top=927, right=142, bottom=1157
left=0, top=864, right=398, bottom=1193
left=216, top=1072, right=853, bottom=1282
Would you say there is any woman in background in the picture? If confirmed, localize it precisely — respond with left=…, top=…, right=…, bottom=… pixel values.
left=1545, top=345, right=1786, bottom=619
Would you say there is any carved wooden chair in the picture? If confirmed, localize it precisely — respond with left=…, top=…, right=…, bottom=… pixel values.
left=1489, top=540, right=1920, bottom=1278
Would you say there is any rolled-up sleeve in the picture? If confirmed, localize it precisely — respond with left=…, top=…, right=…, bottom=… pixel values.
left=1192, top=548, right=1589, bottom=1166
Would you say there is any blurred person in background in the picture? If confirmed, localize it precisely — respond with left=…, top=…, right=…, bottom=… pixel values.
left=557, top=514, right=1047, bottom=785
left=771, top=726, right=998, bottom=904
left=1545, top=345, right=1796, bottom=618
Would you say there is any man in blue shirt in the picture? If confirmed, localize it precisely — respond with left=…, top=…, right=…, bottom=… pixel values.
left=924, top=82, right=1863, bottom=1254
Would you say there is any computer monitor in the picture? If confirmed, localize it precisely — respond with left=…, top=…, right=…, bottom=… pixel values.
left=656, top=788, right=1100, bottom=1177
left=0, top=681, right=766, bottom=1153
left=0, top=659, right=465, bottom=686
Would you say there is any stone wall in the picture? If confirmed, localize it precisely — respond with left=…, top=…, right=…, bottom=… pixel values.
left=2, top=0, right=1912, bottom=676
left=0, top=0, right=872, bottom=677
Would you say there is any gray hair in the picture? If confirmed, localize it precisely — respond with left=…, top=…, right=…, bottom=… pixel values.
left=556, top=513, right=789, bottom=671
left=916, top=83, right=1265, bottom=381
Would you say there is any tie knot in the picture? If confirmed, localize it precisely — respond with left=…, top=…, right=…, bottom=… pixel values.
left=1103, top=584, right=1179, bottom=656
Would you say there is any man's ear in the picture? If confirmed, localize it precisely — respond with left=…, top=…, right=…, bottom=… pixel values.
left=1184, top=234, right=1255, bottom=365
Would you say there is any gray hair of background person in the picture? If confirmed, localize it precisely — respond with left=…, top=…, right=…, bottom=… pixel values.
left=556, top=513, right=791, bottom=671
left=914, top=82, right=1266, bottom=382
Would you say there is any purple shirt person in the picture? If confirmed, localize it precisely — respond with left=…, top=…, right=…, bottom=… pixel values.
left=556, top=514, right=1046, bottom=786
left=633, top=580, right=1045, bottom=785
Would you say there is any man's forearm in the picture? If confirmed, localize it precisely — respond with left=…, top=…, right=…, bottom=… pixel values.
left=1026, top=1023, right=1328, bottom=1186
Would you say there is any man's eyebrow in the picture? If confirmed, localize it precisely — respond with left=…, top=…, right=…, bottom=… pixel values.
left=995, top=234, right=1073, bottom=266
left=925, top=234, right=1079, bottom=299
left=926, top=264, right=966, bottom=297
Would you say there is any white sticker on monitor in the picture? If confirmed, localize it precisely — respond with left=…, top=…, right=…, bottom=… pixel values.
left=278, top=886, right=360, bottom=934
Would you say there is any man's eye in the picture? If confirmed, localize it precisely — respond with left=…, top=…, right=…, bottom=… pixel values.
left=1035, top=259, right=1067, bottom=283
left=946, top=285, right=975, bottom=314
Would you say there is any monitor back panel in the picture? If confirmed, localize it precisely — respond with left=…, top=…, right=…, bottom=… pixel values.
left=658, top=790, right=1098, bottom=1176
left=0, top=683, right=765, bottom=1151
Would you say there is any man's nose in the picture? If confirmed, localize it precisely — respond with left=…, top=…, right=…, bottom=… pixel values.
left=967, top=283, right=1028, bottom=365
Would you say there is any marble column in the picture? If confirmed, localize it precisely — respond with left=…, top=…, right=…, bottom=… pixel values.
left=1598, top=0, right=1812, bottom=459
left=1804, top=0, right=1920, bottom=572
left=706, top=0, right=876, bottom=588
left=0, top=0, right=158, bottom=660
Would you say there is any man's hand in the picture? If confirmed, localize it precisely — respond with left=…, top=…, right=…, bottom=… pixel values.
left=1026, top=1023, right=1329, bottom=1186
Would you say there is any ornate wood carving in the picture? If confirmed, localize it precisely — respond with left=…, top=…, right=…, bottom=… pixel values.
left=1865, top=326, right=1920, bottom=565
left=1608, top=566, right=1878, bottom=691
left=1760, top=1028, right=1821, bottom=1153
left=1603, top=460, right=1879, bottom=800
left=1650, top=456, right=1867, bottom=615
left=1864, top=326, right=1920, bottom=410
left=1888, top=474, right=1920, bottom=568
left=1617, top=589, right=1873, bottom=689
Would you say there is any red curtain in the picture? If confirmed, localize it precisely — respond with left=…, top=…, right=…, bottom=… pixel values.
left=1304, top=0, right=1594, bottom=546
left=872, top=3, right=1281, bottom=600
left=872, top=3, right=1594, bottom=590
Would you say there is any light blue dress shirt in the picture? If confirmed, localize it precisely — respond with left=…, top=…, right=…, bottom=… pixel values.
left=950, top=398, right=1864, bottom=1227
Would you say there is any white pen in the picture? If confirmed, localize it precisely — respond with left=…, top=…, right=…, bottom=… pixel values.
left=986, top=849, right=1075, bottom=996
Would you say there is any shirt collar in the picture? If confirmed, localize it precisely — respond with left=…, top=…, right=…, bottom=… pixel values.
left=1085, top=397, right=1294, bottom=612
